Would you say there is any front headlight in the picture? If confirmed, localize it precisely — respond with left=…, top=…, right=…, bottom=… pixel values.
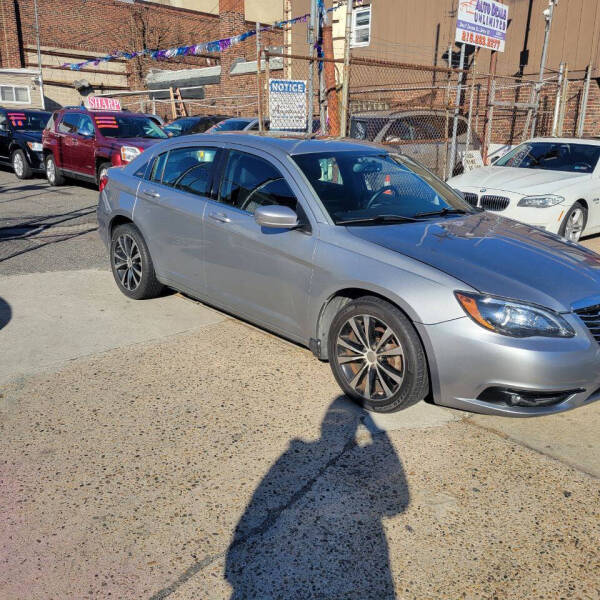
left=26, top=141, right=43, bottom=152
left=517, top=194, right=564, bottom=208
left=120, top=145, right=142, bottom=163
left=455, top=291, right=575, bottom=338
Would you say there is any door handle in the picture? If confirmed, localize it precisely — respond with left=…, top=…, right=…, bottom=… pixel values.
left=141, top=188, right=160, bottom=199
left=208, top=212, right=231, bottom=223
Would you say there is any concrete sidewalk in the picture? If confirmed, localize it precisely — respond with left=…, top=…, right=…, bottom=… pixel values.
left=0, top=269, right=225, bottom=383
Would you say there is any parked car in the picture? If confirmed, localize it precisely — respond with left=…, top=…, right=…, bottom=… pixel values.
left=207, top=117, right=266, bottom=133
left=207, top=117, right=321, bottom=134
left=0, top=107, right=51, bottom=179
left=42, top=107, right=168, bottom=187
left=98, top=134, right=600, bottom=417
left=349, top=110, right=481, bottom=177
left=164, top=115, right=231, bottom=137
left=448, top=138, right=600, bottom=242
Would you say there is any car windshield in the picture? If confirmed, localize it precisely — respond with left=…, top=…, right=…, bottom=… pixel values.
left=7, top=111, right=50, bottom=131
left=495, top=141, right=600, bottom=174
left=94, top=114, right=168, bottom=139
left=212, top=118, right=253, bottom=131
left=292, top=151, right=473, bottom=224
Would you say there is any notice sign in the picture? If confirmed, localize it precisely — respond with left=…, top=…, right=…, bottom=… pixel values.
left=269, top=79, right=307, bottom=130
left=85, top=95, right=122, bottom=111
left=455, top=0, right=508, bottom=52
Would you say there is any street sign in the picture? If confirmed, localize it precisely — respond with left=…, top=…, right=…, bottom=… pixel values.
left=455, top=0, right=508, bottom=52
left=269, top=79, right=307, bottom=130
left=85, top=96, right=122, bottom=111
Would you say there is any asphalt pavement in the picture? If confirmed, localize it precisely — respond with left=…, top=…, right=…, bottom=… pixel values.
left=0, top=168, right=599, bottom=599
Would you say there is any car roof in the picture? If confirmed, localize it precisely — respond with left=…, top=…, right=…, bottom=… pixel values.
left=352, top=109, right=453, bottom=119
left=527, top=137, right=600, bottom=146
left=0, top=107, right=50, bottom=115
left=176, top=131, right=386, bottom=156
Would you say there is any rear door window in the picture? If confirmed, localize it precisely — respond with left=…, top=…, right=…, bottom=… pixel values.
left=150, top=152, right=168, bottom=182
left=161, top=147, right=219, bottom=193
left=58, top=113, right=81, bottom=134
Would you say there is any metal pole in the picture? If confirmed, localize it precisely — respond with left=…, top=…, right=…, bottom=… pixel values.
left=256, top=22, right=264, bottom=132
left=307, top=0, right=317, bottom=135
left=340, top=0, right=353, bottom=137
left=465, top=49, right=478, bottom=154
left=33, top=0, right=45, bottom=110
left=531, top=0, right=557, bottom=136
left=449, top=44, right=466, bottom=177
left=558, top=64, right=568, bottom=136
left=481, top=50, right=497, bottom=164
left=577, top=64, right=592, bottom=137
left=551, top=62, right=564, bottom=136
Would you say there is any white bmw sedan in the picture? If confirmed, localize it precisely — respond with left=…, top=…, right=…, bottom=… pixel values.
left=448, top=138, right=600, bottom=242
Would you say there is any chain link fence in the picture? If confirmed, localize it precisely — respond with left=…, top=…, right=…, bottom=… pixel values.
left=98, top=51, right=598, bottom=180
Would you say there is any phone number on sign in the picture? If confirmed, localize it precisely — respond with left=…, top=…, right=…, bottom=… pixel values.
left=460, top=30, right=501, bottom=50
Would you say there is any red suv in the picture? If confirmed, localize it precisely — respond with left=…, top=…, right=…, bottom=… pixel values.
left=42, top=107, right=168, bottom=186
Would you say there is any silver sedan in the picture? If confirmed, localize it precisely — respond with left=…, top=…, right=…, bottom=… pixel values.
left=97, top=134, right=600, bottom=416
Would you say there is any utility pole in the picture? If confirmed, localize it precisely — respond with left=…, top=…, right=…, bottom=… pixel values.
left=340, top=0, right=353, bottom=137
left=449, top=43, right=466, bottom=175
left=256, top=22, right=263, bottom=132
left=307, top=0, right=317, bottom=135
left=33, top=0, right=45, bottom=110
left=531, top=0, right=558, bottom=136
left=481, top=50, right=497, bottom=164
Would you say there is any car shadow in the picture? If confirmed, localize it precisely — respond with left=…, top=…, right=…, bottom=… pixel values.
left=150, top=396, right=409, bottom=599
left=0, top=297, right=11, bottom=331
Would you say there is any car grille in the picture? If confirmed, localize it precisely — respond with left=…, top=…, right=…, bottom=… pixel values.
left=574, top=304, right=600, bottom=344
left=480, top=195, right=510, bottom=211
left=462, top=192, right=478, bottom=207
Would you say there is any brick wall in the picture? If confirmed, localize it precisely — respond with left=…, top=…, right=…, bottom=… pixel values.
left=0, top=0, right=282, bottom=113
left=0, top=1, right=23, bottom=68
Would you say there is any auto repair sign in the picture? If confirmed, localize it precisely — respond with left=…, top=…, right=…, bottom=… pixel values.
left=455, top=0, right=508, bottom=52
left=269, top=79, right=307, bottom=131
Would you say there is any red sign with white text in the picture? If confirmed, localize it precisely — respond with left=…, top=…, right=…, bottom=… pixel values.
left=85, top=96, right=122, bottom=111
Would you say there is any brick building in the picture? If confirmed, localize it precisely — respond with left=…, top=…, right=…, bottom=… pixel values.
left=0, top=0, right=283, bottom=114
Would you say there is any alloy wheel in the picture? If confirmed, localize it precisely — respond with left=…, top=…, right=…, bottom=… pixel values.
left=46, top=158, right=55, bottom=184
left=13, top=153, right=24, bottom=177
left=565, top=208, right=584, bottom=242
left=113, top=234, right=142, bottom=291
left=336, top=314, right=405, bottom=401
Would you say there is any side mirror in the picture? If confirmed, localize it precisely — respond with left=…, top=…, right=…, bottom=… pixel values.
left=254, top=205, right=299, bottom=229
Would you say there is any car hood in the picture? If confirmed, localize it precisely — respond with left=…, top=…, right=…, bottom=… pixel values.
left=449, top=166, right=588, bottom=194
left=108, top=137, right=164, bottom=150
left=346, top=212, right=600, bottom=312
left=16, top=130, right=43, bottom=143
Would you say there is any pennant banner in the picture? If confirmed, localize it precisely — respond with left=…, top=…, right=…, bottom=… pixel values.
left=62, top=6, right=341, bottom=71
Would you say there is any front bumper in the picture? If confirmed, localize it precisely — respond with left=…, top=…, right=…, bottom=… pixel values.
left=27, top=150, right=45, bottom=171
left=502, top=203, right=566, bottom=235
left=416, top=314, right=600, bottom=417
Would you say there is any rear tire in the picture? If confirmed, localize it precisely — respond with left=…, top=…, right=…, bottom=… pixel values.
left=328, top=296, right=429, bottom=413
left=45, top=154, right=65, bottom=186
left=12, top=149, right=32, bottom=179
left=110, top=223, right=164, bottom=300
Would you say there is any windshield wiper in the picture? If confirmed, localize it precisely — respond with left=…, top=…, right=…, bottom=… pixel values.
left=336, top=214, right=420, bottom=226
left=413, top=208, right=467, bottom=218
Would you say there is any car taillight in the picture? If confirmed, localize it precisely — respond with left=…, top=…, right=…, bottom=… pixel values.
left=99, top=174, right=108, bottom=192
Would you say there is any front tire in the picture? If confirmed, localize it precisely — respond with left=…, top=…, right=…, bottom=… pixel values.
left=110, top=223, right=164, bottom=300
left=97, top=161, right=111, bottom=187
left=559, top=201, right=587, bottom=242
left=328, top=296, right=429, bottom=413
left=12, top=149, right=32, bottom=179
left=45, top=154, right=65, bottom=186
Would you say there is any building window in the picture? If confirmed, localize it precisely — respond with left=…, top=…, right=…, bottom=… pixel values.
left=0, top=85, right=31, bottom=104
left=351, top=5, right=372, bottom=47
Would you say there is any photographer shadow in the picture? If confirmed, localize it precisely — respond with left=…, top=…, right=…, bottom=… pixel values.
left=225, top=396, right=409, bottom=599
